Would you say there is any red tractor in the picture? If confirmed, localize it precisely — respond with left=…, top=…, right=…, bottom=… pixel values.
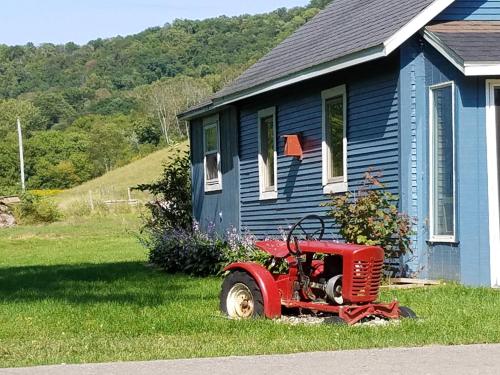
left=221, top=215, right=416, bottom=325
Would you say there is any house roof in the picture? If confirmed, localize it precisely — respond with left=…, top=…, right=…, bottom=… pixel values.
left=180, top=0, right=455, bottom=120
left=424, top=21, right=500, bottom=75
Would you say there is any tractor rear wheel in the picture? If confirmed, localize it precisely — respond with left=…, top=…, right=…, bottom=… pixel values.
left=220, top=271, right=264, bottom=319
left=399, top=306, right=417, bottom=319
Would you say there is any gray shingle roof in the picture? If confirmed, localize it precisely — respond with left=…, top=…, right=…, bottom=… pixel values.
left=213, top=0, right=437, bottom=101
left=426, top=21, right=500, bottom=62
left=179, top=0, right=452, bottom=119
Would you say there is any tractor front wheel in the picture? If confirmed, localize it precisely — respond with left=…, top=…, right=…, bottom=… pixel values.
left=220, top=271, right=264, bottom=319
left=399, top=306, right=417, bottom=319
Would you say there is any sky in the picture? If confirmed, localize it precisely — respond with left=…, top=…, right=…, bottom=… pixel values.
left=0, top=0, right=309, bottom=46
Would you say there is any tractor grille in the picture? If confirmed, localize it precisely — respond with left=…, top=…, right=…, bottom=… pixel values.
left=351, top=259, right=384, bottom=298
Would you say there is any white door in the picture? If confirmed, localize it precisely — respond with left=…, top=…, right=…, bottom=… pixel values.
left=486, top=80, right=500, bottom=287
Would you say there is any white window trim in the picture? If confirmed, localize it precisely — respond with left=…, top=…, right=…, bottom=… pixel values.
left=428, top=81, right=457, bottom=243
left=203, top=115, right=222, bottom=193
left=322, top=85, right=348, bottom=195
left=258, top=107, right=278, bottom=200
left=486, top=79, right=500, bottom=287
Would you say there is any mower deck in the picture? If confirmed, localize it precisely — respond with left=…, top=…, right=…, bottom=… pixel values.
left=282, top=300, right=400, bottom=325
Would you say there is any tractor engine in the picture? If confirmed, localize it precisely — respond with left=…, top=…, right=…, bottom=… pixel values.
left=310, top=255, right=344, bottom=304
left=311, top=248, right=385, bottom=305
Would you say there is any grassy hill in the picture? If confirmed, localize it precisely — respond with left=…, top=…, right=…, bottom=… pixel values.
left=56, top=141, right=188, bottom=209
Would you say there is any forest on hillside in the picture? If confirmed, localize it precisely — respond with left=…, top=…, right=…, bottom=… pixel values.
left=0, top=0, right=331, bottom=195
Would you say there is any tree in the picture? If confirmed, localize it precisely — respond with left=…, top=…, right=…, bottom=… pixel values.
left=32, top=92, right=77, bottom=128
left=139, top=76, right=211, bottom=144
left=24, top=131, right=94, bottom=189
left=0, top=99, right=46, bottom=138
left=0, top=1, right=334, bottom=190
left=0, top=134, right=22, bottom=191
left=309, top=0, right=333, bottom=9
left=88, top=119, right=132, bottom=173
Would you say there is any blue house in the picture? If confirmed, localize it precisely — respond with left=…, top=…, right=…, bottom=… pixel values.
left=179, top=0, right=500, bottom=287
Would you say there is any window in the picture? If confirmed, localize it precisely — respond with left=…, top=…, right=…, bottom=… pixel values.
left=429, top=82, right=456, bottom=242
left=258, top=107, right=277, bottom=200
left=203, top=115, right=222, bottom=192
left=322, top=85, right=347, bottom=194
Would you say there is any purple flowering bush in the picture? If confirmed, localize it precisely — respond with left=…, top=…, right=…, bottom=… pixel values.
left=144, top=222, right=223, bottom=276
left=223, top=226, right=274, bottom=267
left=143, top=221, right=271, bottom=277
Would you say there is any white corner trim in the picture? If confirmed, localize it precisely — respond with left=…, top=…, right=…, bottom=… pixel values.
left=384, top=0, right=455, bottom=55
left=486, top=80, right=500, bottom=287
left=428, top=81, right=457, bottom=243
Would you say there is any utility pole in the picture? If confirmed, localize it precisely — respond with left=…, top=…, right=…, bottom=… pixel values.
left=17, top=118, right=26, bottom=192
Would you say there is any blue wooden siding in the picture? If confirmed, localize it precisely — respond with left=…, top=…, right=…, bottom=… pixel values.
left=190, top=107, right=240, bottom=233
left=400, top=37, right=427, bottom=277
left=238, top=57, right=400, bottom=239
left=400, top=35, right=492, bottom=285
left=436, top=0, right=500, bottom=20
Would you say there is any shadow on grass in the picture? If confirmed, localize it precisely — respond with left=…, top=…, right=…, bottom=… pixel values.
left=0, top=262, right=217, bottom=307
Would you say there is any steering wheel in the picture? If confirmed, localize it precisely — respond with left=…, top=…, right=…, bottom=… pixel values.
left=286, top=215, right=325, bottom=255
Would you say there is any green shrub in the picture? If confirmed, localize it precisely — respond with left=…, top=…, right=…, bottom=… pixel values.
left=14, top=193, right=61, bottom=224
left=324, top=171, right=414, bottom=261
left=0, top=186, right=20, bottom=197
left=136, top=152, right=192, bottom=232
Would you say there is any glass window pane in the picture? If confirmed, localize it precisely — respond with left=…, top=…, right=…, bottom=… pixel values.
left=206, top=153, right=218, bottom=182
left=432, top=86, right=454, bottom=237
left=326, top=96, right=344, bottom=180
left=260, top=115, right=275, bottom=190
left=204, top=125, right=218, bottom=153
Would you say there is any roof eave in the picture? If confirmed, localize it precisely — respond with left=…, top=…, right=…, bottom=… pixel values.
left=178, top=103, right=215, bottom=121
left=213, top=45, right=387, bottom=107
left=464, top=63, right=500, bottom=76
left=423, top=30, right=500, bottom=76
left=179, top=45, right=387, bottom=121
left=383, top=0, right=455, bottom=54
left=422, top=29, right=466, bottom=73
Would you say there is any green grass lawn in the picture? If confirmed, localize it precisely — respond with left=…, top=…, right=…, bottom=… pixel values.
left=1, top=216, right=500, bottom=368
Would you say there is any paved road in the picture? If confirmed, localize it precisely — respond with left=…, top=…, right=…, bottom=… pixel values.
left=2, top=344, right=500, bottom=375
